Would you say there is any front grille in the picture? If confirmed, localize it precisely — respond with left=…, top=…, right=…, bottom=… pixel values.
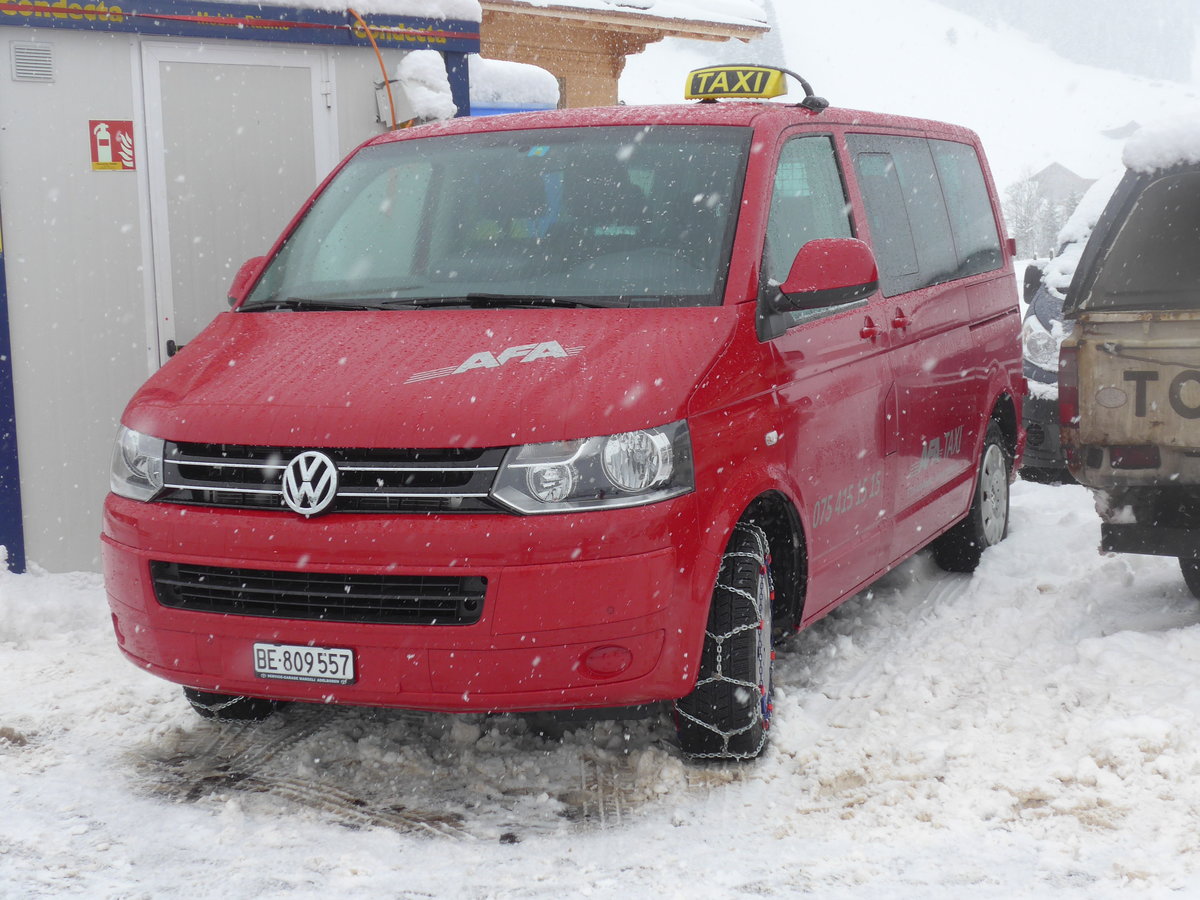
left=160, top=442, right=506, bottom=513
left=151, top=562, right=485, bottom=625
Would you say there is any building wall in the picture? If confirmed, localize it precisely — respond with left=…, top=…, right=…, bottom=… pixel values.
left=0, top=29, right=149, bottom=571
left=0, top=30, right=412, bottom=571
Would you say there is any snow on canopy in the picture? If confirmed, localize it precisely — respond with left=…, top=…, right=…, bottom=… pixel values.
left=197, top=0, right=768, bottom=28
left=202, top=0, right=485, bottom=20
left=1123, top=110, right=1200, bottom=173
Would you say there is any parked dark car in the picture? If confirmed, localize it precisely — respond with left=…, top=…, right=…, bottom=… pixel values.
left=1019, top=172, right=1120, bottom=482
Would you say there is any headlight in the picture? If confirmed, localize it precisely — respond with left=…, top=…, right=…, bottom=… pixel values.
left=492, top=421, right=693, bottom=514
left=110, top=426, right=165, bottom=501
left=1022, top=316, right=1060, bottom=373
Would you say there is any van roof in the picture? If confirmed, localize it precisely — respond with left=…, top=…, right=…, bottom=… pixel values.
left=366, top=102, right=982, bottom=148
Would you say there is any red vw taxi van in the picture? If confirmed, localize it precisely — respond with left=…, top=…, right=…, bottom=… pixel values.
left=103, top=67, right=1023, bottom=759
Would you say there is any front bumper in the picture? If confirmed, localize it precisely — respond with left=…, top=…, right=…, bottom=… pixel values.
left=102, top=493, right=711, bottom=712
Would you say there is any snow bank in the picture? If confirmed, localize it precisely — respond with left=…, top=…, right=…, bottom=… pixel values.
left=1123, top=109, right=1200, bottom=172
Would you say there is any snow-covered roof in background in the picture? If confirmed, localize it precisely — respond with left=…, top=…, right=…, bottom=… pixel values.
left=1123, top=111, right=1200, bottom=172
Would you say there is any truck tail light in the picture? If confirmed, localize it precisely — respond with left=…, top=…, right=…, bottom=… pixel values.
left=1058, top=344, right=1079, bottom=429
left=1109, top=445, right=1161, bottom=470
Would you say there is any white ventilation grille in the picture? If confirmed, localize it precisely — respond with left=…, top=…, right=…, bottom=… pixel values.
left=11, top=42, right=54, bottom=83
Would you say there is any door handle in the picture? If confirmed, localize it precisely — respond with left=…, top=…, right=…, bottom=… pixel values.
left=860, top=316, right=881, bottom=341
left=892, top=309, right=910, bottom=330
left=166, top=340, right=184, bottom=358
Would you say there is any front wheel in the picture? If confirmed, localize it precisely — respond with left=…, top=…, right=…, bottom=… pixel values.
left=932, top=420, right=1011, bottom=573
left=674, top=523, right=774, bottom=760
left=183, top=687, right=286, bottom=721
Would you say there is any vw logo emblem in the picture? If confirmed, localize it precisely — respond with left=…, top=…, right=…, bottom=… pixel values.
left=281, top=451, right=339, bottom=517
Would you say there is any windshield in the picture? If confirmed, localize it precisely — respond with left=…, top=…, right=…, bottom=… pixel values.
left=246, top=125, right=751, bottom=310
left=1077, top=170, right=1200, bottom=312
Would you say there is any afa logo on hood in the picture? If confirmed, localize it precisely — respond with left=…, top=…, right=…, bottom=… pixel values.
left=405, top=340, right=583, bottom=384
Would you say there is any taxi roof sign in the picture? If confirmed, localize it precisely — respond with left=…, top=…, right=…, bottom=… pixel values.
left=685, top=64, right=830, bottom=111
left=685, top=66, right=787, bottom=101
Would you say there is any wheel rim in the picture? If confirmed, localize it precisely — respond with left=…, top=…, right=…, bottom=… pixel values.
left=979, top=443, right=1008, bottom=546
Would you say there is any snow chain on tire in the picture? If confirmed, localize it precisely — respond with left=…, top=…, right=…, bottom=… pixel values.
left=183, top=688, right=281, bottom=721
left=674, top=522, right=774, bottom=760
left=188, top=694, right=247, bottom=716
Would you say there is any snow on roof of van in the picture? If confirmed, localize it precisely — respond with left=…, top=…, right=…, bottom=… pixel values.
left=1123, top=109, right=1200, bottom=172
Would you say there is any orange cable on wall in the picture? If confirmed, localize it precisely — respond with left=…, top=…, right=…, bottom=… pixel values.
left=348, top=7, right=406, bottom=130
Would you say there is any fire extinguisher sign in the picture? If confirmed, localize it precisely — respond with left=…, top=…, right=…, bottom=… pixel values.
left=89, top=120, right=135, bottom=172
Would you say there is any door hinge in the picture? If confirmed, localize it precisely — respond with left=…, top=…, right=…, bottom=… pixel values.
left=321, top=81, right=334, bottom=109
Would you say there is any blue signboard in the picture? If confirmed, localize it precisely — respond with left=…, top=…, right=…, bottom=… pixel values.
left=0, top=222, right=25, bottom=574
left=0, top=0, right=481, bottom=52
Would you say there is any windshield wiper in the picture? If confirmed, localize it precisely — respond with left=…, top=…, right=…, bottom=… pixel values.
left=239, top=297, right=377, bottom=312
left=400, top=294, right=619, bottom=310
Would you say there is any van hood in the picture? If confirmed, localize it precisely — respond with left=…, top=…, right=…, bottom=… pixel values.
left=125, top=308, right=738, bottom=448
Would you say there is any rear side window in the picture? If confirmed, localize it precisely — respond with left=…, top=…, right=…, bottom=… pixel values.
left=1077, top=171, right=1200, bottom=311
left=931, top=140, right=1003, bottom=278
left=849, top=134, right=993, bottom=296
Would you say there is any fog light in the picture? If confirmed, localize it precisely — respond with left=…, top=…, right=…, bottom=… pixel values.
left=580, top=645, right=632, bottom=679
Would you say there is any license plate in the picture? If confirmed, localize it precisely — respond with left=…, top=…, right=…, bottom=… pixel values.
left=252, top=642, right=355, bottom=685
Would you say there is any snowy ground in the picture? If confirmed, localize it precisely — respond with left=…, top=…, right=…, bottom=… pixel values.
left=5, top=480, right=1200, bottom=897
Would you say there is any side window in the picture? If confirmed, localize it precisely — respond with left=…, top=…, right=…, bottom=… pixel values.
left=849, top=134, right=957, bottom=296
left=765, top=135, right=852, bottom=284
left=931, top=140, right=1002, bottom=278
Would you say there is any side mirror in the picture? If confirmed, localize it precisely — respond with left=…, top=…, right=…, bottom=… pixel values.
left=1022, top=261, right=1045, bottom=304
left=776, top=238, right=879, bottom=311
left=228, top=256, right=267, bottom=307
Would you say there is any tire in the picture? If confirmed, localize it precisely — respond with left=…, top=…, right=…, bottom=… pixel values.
left=1180, top=559, right=1200, bottom=599
left=183, top=687, right=285, bottom=721
left=674, top=523, right=774, bottom=760
left=932, top=420, right=1011, bottom=573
